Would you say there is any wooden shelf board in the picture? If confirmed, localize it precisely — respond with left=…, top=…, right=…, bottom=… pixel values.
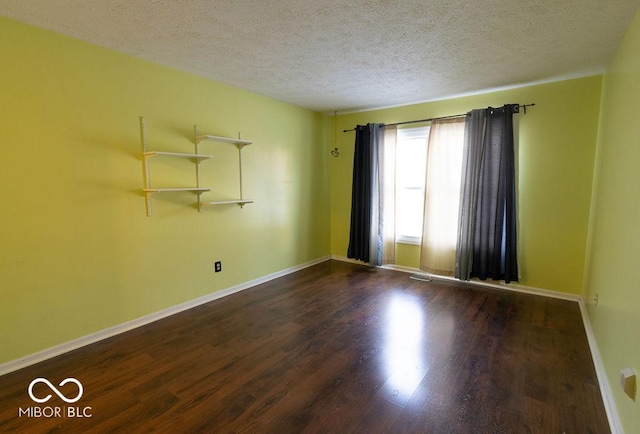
left=144, top=151, right=213, bottom=160
left=195, top=135, right=252, bottom=146
left=200, top=200, right=254, bottom=208
left=144, top=188, right=211, bottom=194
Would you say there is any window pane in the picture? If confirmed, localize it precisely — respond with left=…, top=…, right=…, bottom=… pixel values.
left=395, top=127, right=429, bottom=242
left=396, top=139, right=427, bottom=187
left=397, top=189, right=424, bottom=238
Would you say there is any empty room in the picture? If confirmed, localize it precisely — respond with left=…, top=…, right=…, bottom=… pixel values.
left=1, top=1, right=639, bottom=432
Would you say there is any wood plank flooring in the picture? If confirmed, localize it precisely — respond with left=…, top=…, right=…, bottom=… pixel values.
left=0, top=260, right=610, bottom=433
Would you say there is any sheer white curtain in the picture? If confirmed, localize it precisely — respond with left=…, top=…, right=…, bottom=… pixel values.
left=419, top=118, right=466, bottom=275
left=380, top=125, right=397, bottom=265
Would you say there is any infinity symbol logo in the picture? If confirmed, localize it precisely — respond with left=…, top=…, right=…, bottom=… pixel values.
left=28, top=378, right=84, bottom=404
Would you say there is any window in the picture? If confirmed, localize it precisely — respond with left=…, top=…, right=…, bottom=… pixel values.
left=395, top=126, right=429, bottom=244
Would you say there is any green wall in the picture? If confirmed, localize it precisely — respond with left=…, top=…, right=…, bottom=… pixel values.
left=584, top=9, right=640, bottom=433
left=0, top=17, right=330, bottom=364
left=3, top=13, right=638, bottom=431
left=331, top=77, right=602, bottom=295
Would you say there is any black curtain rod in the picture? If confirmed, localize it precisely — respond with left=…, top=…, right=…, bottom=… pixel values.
left=342, top=103, right=536, bottom=132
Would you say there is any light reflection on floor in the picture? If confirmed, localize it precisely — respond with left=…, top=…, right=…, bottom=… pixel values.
left=381, top=293, right=428, bottom=405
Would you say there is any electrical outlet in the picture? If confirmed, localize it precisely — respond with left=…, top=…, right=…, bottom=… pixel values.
left=621, top=367, right=636, bottom=400
left=593, top=293, right=599, bottom=306
left=214, top=261, right=222, bottom=273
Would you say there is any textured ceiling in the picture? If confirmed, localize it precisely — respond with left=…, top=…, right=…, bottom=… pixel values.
left=1, top=0, right=639, bottom=113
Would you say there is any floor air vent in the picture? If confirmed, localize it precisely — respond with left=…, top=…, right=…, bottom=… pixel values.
left=409, top=274, right=432, bottom=282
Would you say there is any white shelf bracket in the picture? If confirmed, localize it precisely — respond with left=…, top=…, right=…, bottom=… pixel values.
left=144, top=191, right=154, bottom=217
left=194, top=125, right=202, bottom=211
left=140, top=116, right=154, bottom=216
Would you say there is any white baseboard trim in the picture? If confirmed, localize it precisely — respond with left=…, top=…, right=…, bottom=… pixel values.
left=330, top=255, right=368, bottom=266
left=331, top=255, right=580, bottom=301
left=578, top=299, right=623, bottom=434
left=0, top=255, right=331, bottom=377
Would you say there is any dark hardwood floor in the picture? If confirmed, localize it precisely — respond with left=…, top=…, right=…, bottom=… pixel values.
left=0, top=260, right=609, bottom=433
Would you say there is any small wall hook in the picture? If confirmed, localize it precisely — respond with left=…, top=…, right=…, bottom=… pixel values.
left=331, top=147, right=340, bottom=157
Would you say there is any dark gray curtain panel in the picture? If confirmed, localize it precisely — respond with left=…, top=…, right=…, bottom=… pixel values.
left=456, top=104, right=519, bottom=283
left=347, top=123, right=383, bottom=264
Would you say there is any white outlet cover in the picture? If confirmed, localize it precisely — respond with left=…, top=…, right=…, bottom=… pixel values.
left=620, top=367, right=636, bottom=400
